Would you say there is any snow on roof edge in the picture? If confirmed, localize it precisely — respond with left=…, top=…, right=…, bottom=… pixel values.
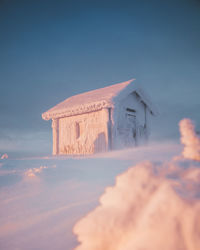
left=42, top=79, right=133, bottom=120
left=42, top=79, right=157, bottom=120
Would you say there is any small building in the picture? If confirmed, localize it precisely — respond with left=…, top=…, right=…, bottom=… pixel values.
left=42, top=79, right=156, bottom=155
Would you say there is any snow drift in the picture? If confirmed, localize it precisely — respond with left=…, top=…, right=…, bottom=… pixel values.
left=0, top=118, right=199, bottom=250
left=73, top=118, right=200, bottom=250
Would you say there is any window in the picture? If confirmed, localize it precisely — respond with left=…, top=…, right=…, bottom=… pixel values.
left=75, top=122, right=80, bottom=139
left=126, top=108, right=136, bottom=113
left=126, top=108, right=136, bottom=121
left=126, top=107, right=136, bottom=132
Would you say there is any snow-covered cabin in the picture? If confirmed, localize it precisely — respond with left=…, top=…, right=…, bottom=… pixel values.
left=42, top=79, right=156, bottom=155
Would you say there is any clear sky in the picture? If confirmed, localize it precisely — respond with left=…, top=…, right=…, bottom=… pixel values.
left=0, top=0, right=200, bottom=157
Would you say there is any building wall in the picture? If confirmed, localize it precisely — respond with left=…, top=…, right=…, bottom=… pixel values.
left=52, top=119, right=59, bottom=155
left=113, top=92, right=151, bottom=148
left=57, top=108, right=109, bottom=155
left=51, top=92, right=153, bottom=155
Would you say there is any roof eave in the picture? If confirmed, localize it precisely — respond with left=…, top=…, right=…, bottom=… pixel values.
left=42, top=113, right=51, bottom=121
left=42, top=102, right=113, bottom=120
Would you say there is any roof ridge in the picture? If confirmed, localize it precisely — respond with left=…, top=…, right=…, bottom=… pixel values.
left=42, top=79, right=136, bottom=120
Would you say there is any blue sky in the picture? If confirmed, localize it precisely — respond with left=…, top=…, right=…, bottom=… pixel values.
left=0, top=0, right=200, bottom=157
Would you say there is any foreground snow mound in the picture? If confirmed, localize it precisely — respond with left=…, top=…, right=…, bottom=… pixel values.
left=73, top=159, right=200, bottom=250
left=73, top=118, right=200, bottom=250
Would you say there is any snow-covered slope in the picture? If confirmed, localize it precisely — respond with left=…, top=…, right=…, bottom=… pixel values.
left=0, top=142, right=181, bottom=250
left=1, top=119, right=198, bottom=250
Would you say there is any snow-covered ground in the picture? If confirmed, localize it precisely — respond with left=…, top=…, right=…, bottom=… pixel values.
left=0, top=119, right=199, bottom=250
left=0, top=143, right=181, bottom=250
left=73, top=119, right=200, bottom=250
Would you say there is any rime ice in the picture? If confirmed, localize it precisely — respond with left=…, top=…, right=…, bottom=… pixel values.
left=42, top=79, right=156, bottom=155
left=73, top=118, right=200, bottom=250
left=73, top=156, right=200, bottom=250
left=179, top=118, right=200, bottom=161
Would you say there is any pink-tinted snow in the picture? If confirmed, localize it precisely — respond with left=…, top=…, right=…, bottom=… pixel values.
left=42, top=79, right=134, bottom=120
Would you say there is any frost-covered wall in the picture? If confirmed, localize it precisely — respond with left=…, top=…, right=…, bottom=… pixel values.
left=43, top=80, right=156, bottom=155
left=51, top=91, right=153, bottom=155
left=54, top=109, right=109, bottom=155
left=112, top=92, right=151, bottom=149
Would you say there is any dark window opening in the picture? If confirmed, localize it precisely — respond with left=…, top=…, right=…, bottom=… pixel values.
left=75, top=122, right=80, bottom=139
left=126, top=108, right=136, bottom=113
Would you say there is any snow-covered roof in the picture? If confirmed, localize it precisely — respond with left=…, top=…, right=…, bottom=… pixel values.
left=42, top=79, right=156, bottom=120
